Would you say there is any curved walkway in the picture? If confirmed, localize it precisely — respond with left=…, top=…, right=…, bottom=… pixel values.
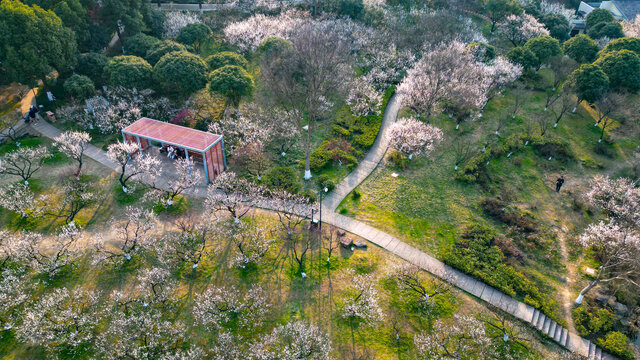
left=322, top=93, right=402, bottom=212
left=26, top=95, right=612, bottom=359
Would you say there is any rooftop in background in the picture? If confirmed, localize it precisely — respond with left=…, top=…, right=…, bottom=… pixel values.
left=576, top=0, right=640, bottom=20
left=122, top=117, right=221, bottom=152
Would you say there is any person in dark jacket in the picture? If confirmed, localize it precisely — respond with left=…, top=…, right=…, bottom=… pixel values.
left=27, top=105, right=39, bottom=124
left=555, top=176, right=565, bottom=193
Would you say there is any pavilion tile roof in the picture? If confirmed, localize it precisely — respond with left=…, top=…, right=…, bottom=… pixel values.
left=122, top=117, right=221, bottom=152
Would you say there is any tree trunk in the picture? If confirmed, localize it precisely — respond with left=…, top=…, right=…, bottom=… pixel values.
left=575, top=279, right=599, bottom=304
left=304, top=125, right=312, bottom=180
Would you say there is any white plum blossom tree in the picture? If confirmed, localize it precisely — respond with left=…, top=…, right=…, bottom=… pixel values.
left=622, top=15, right=640, bottom=37
left=193, top=284, right=270, bottom=330
left=16, top=288, right=101, bottom=352
left=347, top=77, right=382, bottom=117
left=53, top=131, right=91, bottom=175
left=149, top=158, right=202, bottom=207
left=0, top=267, right=31, bottom=331
left=0, top=146, right=51, bottom=184
left=393, top=264, right=450, bottom=315
left=0, top=182, right=37, bottom=218
left=497, top=14, right=549, bottom=46
left=134, top=267, right=176, bottom=306
left=414, top=314, right=498, bottom=359
left=163, top=11, right=201, bottom=39
left=96, top=308, right=194, bottom=360
left=481, top=57, right=523, bottom=104
left=252, top=321, right=332, bottom=360
left=160, top=216, right=212, bottom=270
left=12, top=225, right=82, bottom=277
left=107, top=141, right=161, bottom=193
left=206, top=172, right=265, bottom=221
left=341, top=273, right=384, bottom=325
left=397, top=41, right=520, bottom=122
left=218, top=220, right=273, bottom=269
left=386, top=118, right=443, bottom=160
left=575, top=221, right=640, bottom=304
left=586, top=175, right=640, bottom=228
left=93, top=207, right=157, bottom=263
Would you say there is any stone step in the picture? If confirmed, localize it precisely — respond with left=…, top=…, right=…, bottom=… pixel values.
left=531, top=309, right=540, bottom=325
left=536, top=313, right=546, bottom=331
left=588, top=341, right=596, bottom=358
left=548, top=321, right=556, bottom=338
left=561, top=329, right=569, bottom=347
left=595, top=346, right=602, bottom=360
left=553, top=325, right=563, bottom=343
left=542, top=316, right=551, bottom=335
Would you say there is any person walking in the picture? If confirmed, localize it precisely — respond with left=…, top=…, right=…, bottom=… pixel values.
left=555, top=176, right=565, bottom=193
left=27, top=105, right=39, bottom=125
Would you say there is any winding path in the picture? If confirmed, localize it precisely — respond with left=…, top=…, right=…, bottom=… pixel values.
left=25, top=93, right=613, bottom=359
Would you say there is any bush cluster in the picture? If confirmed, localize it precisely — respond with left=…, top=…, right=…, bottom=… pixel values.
left=310, top=140, right=359, bottom=172
left=480, top=197, right=537, bottom=232
left=443, top=223, right=560, bottom=321
left=455, top=133, right=572, bottom=183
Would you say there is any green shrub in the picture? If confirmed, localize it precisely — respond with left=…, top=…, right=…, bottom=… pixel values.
left=310, top=146, right=333, bottom=172
left=145, top=40, right=187, bottom=65
left=480, top=197, right=537, bottom=232
left=388, top=149, right=407, bottom=169
left=444, top=223, right=558, bottom=318
left=63, top=74, right=95, bottom=100
left=600, top=37, right=640, bottom=57
left=316, top=174, right=335, bottom=192
left=563, top=34, right=599, bottom=63
left=153, top=51, right=208, bottom=94
left=588, top=21, right=624, bottom=40
left=259, top=37, right=291, bottom=57
left=263, top=166, right=301, bottom=194
left=598, top=332, right=634, bottom=360
left=124, top=33, right=161, bottom=58
left=532, top=136, right=572, bottom=161
left=573, top=304, right=614, bottom=337
left=586, top=8, right=615, bottom=28
left=208, top=65, right=253, bottom=107
left=352, top=189, right=361, bottom=201
left=76, top=52, right=108, bottom=85
left=104, top=56, right=153, bottom=89
left=176, top=23, right=211, bottom=52
left=332, top=124, right=351, bottom=136
left=594, top=49, right=640, bottom=92
left=205, top=51, right=248, bottom=70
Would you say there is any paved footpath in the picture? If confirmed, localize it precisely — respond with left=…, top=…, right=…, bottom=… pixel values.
left=322, top=93, right=402, bottom=212
left=24, top=96, right=612, bottom=359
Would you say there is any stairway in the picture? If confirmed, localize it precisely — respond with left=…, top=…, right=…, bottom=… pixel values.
left=529, top=309, right=610, bottom=360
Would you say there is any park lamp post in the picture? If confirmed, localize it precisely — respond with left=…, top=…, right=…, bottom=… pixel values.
left=319, top=187, right=328, bottom=230
left=312, top=187, right=329, bottom=230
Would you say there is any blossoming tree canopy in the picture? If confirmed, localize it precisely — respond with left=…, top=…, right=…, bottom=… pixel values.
left=386, top=118, right=444, bottom=159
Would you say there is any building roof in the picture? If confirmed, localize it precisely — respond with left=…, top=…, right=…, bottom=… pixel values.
left=613, top=0, right=640, bottom=19
left=122, top=117, right=221, bottom=152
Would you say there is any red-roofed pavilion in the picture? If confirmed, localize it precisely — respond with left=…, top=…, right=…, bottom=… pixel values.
left=122, top=117, right=226, bottom=184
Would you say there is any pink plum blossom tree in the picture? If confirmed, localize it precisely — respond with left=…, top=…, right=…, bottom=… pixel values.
left=386, top=118, right=444, bottom=160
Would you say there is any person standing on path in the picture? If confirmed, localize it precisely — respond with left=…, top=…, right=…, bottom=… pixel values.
left=555, top=176, right=565, bottom=193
